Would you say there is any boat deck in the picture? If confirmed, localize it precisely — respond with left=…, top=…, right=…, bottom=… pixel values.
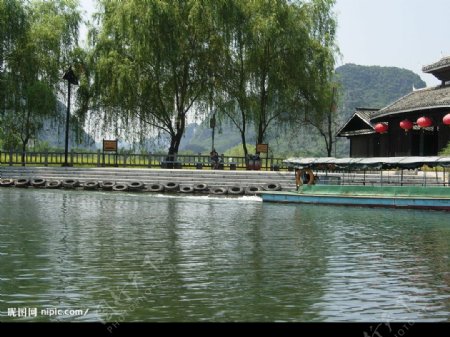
left=294, top=184, right=450, bottom=198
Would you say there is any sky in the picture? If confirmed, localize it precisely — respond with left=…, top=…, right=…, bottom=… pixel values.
left=79, top=0, right=450, bottom=86
left=334, top=0, right=450, bottom=86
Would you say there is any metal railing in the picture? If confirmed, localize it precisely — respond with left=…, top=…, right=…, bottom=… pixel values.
left=0, top=150, right=293, bottom=171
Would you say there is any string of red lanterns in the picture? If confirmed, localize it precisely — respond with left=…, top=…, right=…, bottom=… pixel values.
left=376, top=113, right=449, bottom=134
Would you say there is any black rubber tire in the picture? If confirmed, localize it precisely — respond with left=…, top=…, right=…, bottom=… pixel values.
left=101, top=181, right=115, bottom=190
left=83, top=181, right=99, bottom=190
left=179, top=185, right=194, bottom=193
left=245, top=186, right=261, bottom=195
left=193, top=183, right=208, bottom=192
left=128, top=181, right=144, bottom=191
left=14, top=178, right=30, bottom=188
left=147, top=183, right=164, bottom=192
left=112, top=183, right=128, bottom=192
left=0, top=179, right=14, bottom=187
left=46, top=180, right=61, bottom=189
left=228, top=186, right=244, bottom=195
left=31, top=178, right=46, bottom=188
left=210, top=187, right=227, bottom=195
left=263, top=183, right=282, bottom=191
left=62, top=179, right=79, bottom=189
left=164, top=182, right=179, bottom=192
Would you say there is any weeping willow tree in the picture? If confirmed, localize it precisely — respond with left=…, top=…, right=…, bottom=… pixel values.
left=299, top=0, right=339, bottom=157
left=212, top=0, right=253, bottom=159
left=81, top=0, right=337, bottom=156
left=84, top=0, right=220, bottom=155
left=0, top=0, right=28, bottom=149
left=0, top=0, right=81, bottom=157
left=214, top=0, right=338, bottom=158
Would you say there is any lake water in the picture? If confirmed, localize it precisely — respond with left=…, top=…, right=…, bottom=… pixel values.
left=0, top=188, right=449, bottom=322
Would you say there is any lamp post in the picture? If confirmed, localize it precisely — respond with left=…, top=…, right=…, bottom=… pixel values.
left=62, top=67, right=78, bottom=167
left=210, top=112, right=216, bottom=152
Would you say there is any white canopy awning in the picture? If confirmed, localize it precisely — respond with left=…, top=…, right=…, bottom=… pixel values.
left=284, top=156, right=450, bottom=170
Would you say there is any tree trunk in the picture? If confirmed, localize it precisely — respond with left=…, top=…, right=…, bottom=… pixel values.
left=167, top=113, right=185, bottom=157
left=168, top=131, right=183, bottom=157
left=327, top=112, right=333, bottom=157
left=256, top=71, right=268, bottom=155
left=21, top=139, right=28, bottom=166
left=326, top=87, right=337, bottom=157
left=240, top=130, right=248, bottom=164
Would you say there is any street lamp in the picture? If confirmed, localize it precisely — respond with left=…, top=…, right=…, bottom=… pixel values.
left=62, top=67, right=78, bottom=167
left=210, top=112, right=216, bottom=151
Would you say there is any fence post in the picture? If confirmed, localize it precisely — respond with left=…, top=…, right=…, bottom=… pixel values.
left=9, top=149, right=13, bottom=166
left=70, top=150, right=74, bottom=166
left=148, top=152, right=152, bottom=168
left=97, top=150, right=101, bottom=167
left=44, top=150, right=48, bottom=167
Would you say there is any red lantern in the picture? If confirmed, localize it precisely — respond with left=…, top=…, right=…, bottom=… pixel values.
left=374, top=123, right=388, bottom=134
left=416, top=116, right=433, bottom=128
left=399, top=119, right=413, bottom=132
left=443, top=113, right=450, bottom=125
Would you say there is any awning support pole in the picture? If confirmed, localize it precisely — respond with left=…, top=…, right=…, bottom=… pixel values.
left=443, top=167, right=446, bottom=186
left=423, top=167, right=427, bottom=186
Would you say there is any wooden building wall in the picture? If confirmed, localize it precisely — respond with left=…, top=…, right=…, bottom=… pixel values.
left=348, top=110, right=450, bottom=157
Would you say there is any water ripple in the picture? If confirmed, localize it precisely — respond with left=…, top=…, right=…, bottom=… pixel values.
left=0, top=189, right=448, bottom=322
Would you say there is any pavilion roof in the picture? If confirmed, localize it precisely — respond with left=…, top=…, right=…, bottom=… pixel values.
left=422, top=56, right=450, bottom=82
left=336, top=108, right=379, bottom=137
left=371, top=85, right=450, bottom=120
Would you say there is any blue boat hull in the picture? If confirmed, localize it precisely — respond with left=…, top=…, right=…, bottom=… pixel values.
left=259, top=191, right=450, bottom=211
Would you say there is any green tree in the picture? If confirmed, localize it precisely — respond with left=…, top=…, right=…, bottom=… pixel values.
left=439, top=141, right=450, bottom=156
left=300, top=0, right=338, bottom=157
left=85, top=0, right=219, bottom=156
left=0, top=0, right=28, bottom=126
left=0, top=0, right=81, bottom=160
left=214, top=0, right=253, bottom=159
left=215, top=0, right=337, bottom=158
left=81, top=0, right=336, bottom=158
left=302, top=85, right=338, bottom=157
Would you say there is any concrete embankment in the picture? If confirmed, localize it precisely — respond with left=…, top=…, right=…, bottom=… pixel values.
left=0, top=166, right=446, bottom=194
left=0, top=166, right=297, bottom=193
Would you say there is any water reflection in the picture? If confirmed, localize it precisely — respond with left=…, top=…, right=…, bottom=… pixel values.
left=307, top=206, right=450, bottom=321
left=0, top=189, right=448, bottom=322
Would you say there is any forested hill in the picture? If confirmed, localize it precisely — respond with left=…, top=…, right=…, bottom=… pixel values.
left=336, top=63, right=427, bottom=121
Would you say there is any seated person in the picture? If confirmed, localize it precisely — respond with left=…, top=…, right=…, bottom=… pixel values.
left=302, top=171, right=311, bottom=184
left=302, top=170, right=316, bottom=185
left=210, top=149, right=219, bottom=169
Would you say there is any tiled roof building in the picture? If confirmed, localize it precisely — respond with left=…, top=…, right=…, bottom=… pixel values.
left=338, top=56, right=450, bottom=157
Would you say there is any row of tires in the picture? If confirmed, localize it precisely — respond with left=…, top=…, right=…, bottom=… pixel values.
left=0, top=178, right=282, bottom=195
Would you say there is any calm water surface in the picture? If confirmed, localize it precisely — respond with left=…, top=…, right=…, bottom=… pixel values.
left=0, top=188, right=449, bottom=322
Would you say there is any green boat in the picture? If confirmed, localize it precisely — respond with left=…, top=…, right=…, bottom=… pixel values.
left=259, top=156, right=450, bottom=211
